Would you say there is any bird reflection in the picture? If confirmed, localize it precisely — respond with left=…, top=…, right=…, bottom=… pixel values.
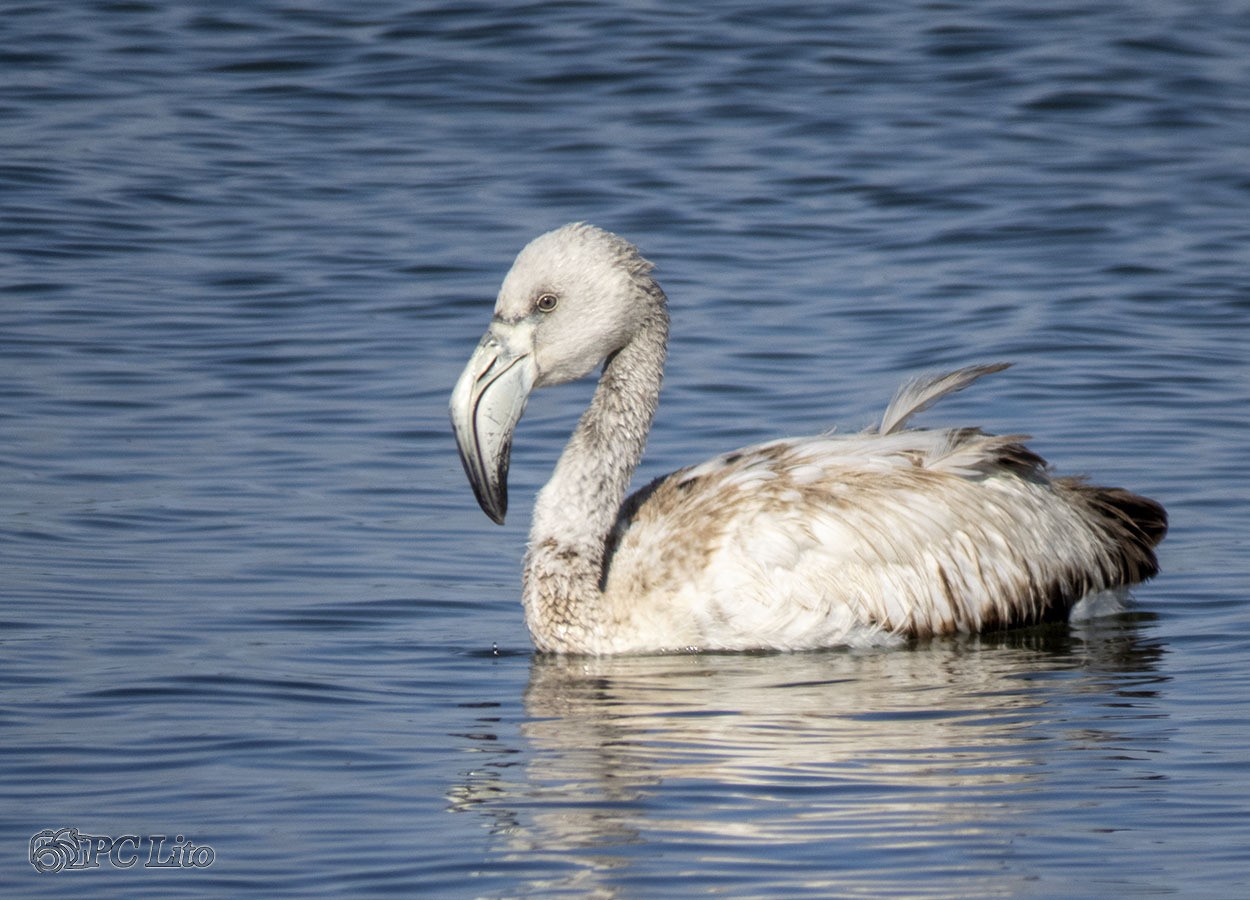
left=448, top=618, right=1166, bottom=895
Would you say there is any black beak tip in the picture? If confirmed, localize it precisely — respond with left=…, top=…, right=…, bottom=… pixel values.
left=481, top=442, right=511, bottom=525
left=452, top=434, right=509, bottom=525
left=484, top=477, right=508, bottom=525
left=480, top=485, right=507, bottom=525
left=470, top=477, right=508, bottom=526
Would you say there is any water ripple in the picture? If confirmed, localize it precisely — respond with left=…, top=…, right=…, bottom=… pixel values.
left=3, top=0, right=1249, bottom=897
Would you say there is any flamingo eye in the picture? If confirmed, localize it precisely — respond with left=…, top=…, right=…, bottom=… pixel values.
left=536, top=293, right=558, bottom=313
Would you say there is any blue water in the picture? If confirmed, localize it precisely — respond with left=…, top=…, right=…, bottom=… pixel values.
left=3, top=1, right=1248, bottom=896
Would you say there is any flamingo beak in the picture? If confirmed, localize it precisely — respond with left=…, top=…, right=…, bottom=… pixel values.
left=449, top=323, right=537, bottom=524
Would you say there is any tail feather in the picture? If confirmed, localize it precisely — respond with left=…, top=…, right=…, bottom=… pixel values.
left=1060, top=479, right=1168, bottom=583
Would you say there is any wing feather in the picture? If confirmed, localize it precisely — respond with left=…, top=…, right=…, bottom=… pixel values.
left=599, top=364, right=1163, bottom=651
left=878, top=363, right=1011, bottom=435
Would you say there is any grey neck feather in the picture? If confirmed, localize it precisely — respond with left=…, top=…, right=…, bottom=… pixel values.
left=522, top=289, right=669, bottom=652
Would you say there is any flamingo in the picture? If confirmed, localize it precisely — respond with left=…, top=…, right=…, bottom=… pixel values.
left=450, top=223, right=1166, bottom=654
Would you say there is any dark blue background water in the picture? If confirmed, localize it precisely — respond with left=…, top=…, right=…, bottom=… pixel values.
left=3, top=1, right=1248, bottom=896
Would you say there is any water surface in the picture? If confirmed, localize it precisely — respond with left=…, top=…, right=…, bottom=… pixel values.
left=3, top=1, right=1249, bottom=896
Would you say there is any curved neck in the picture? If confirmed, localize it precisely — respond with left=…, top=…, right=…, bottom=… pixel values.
left=523, top=296, right=668, bottom=652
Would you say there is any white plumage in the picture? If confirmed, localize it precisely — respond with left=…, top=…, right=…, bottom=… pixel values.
left=450, top=223, right=1166, bottom=655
